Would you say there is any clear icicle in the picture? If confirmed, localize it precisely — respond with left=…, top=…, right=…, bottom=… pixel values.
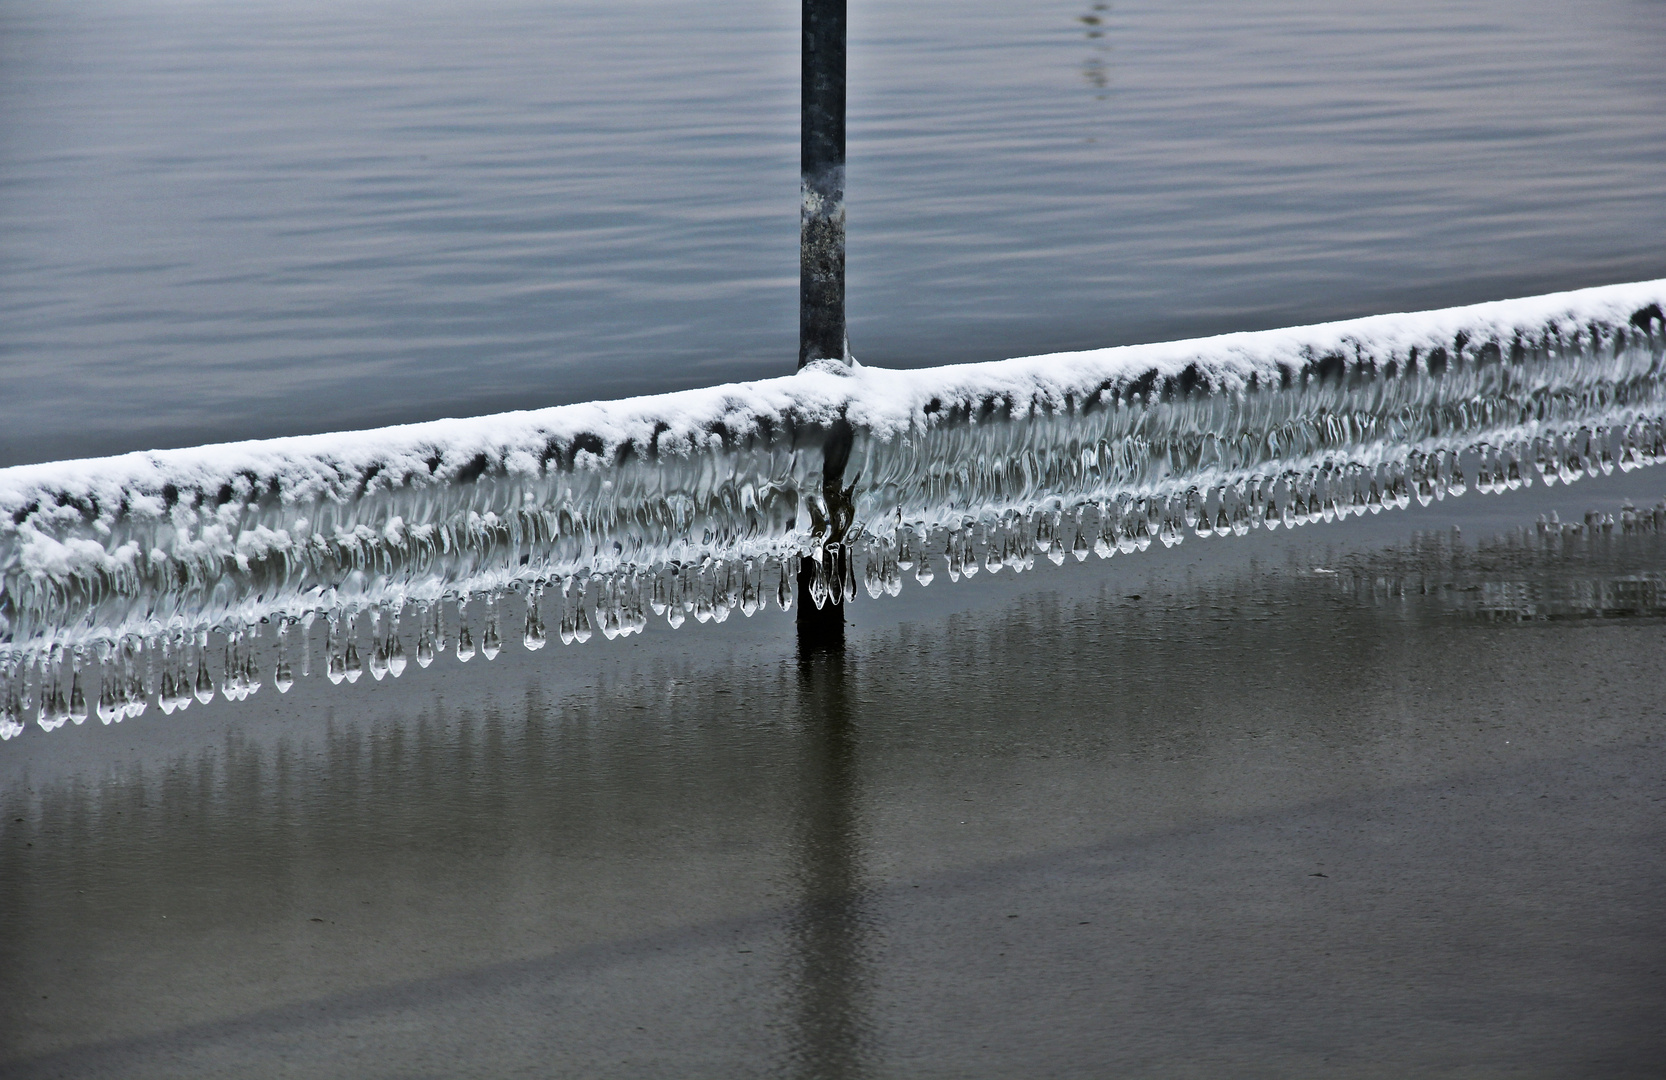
left=274, top=621, right=295, bottom=693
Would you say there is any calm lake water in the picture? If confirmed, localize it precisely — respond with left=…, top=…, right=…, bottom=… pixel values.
left=3, top=2, right=1666, bottom=1076
left=2, top=0, right=1665, bottom=465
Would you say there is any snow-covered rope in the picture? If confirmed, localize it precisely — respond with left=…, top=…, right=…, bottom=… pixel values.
left=2, top=280, right=1664, bottom=737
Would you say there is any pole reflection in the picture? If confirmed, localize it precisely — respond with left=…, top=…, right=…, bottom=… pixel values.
left=1078, top=2, right=1111, bottom=96
left=786, top=614, right=871, bottom=1079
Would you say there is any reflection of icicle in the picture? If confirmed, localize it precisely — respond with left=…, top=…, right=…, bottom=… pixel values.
left=3, top=287, right=1666, bottom=736
left=1330, top=498, right=1666, bottom=620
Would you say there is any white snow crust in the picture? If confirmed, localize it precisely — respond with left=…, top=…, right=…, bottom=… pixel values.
left=2, top=279, right=1663, bottom=658
left=4, top=279, right=1662, bottom=527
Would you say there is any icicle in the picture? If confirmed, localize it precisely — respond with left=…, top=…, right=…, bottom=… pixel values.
left=1158, top=495, right=1183, bottom=548
left=863, top=545, right=885, bottom=599
left=572, top=588, right=593, bottom=643
left=949, top=531, right=968, bottom=579
left=560, top=578, right=579, bottom=640
left=388, top=606, right=409, bottom=674
left=1092, top=503, right=1114, bottom=559
left=99, top=643, right=122, bottom=722
left=299, top=611, right=314, bottom=679
left=335, top=616, right=360, bottom=682
left=1413, top=453, right=1435, bottom=507
left=173, top=632, right=194, bottom=712
left=782, top=555, right=800, bottom=607
left=1230, top=483, right=1251, bottom=535
left=68, top=651, right=88, bottom=724
left=415, top=604, right=437, bottom=667
left=481, top=595, right=502, bottom=659
left=0, top=664, right=21, bottom=741
left=222, top=630, right=242, bottom=701
left=1535, top=436, right=1558, bottom=486
left=665, top=568, right=687, bottom=628
left=524, top=585, right=547, bottom=651
left=326, top=616, right=346, bottom=684
left=274, top=619, right=295, bottom=692
left=1619, top=423, right=1642, bottom=471
left=455, top=601, right=476, bottom=661
left=627, top=571, right=649, bottom=635
left=243, top=626, right=262, bottom=697
left=124, top=638, right=147, bottom=717
left=1186, top=487, right=1209, bottom=538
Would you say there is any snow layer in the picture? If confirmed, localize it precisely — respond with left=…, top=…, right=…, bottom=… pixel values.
left=2, top=279, right=1664, bottom=657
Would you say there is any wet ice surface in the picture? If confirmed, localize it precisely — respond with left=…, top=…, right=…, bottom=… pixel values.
left=2, top=468, right=1663, bottom=1078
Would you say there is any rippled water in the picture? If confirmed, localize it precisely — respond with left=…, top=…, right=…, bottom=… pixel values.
left=3, top=0, right=1665, bottom=465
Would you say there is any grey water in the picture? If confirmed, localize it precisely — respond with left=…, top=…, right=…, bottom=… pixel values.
left=3, top=469, right=1665, bottom=1078
left=3, top=0, right=1666, bottom=466
left=5, top=1, right=1666, bottom=1075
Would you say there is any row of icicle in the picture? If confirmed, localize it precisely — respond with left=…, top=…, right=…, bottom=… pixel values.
left=3, top=419, right=1664, bottom=740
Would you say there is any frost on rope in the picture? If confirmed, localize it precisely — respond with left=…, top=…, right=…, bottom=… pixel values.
left=2, top=281, right=1665, bottom=737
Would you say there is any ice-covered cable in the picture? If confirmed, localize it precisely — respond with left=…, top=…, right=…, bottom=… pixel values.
left=2, top=280, right=1665, bottom=737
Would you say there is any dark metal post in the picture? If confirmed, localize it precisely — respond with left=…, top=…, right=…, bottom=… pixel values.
left=792, top=16, right=863, bottom=1058
left=800, top=0, right=846, bottom=368
left=797, top=0, right=850, bottom=643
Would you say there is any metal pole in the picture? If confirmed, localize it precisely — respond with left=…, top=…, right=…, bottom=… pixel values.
left=798, top=0, right=850, bottom=644
left=799, top=0, right=846, bottom=368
